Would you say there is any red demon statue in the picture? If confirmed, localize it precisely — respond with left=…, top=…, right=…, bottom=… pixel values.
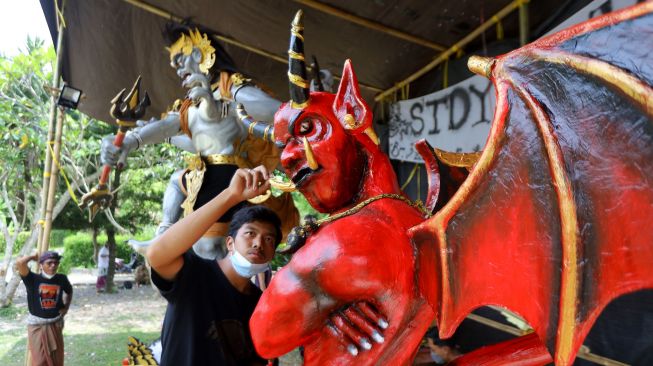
left=247, top=10, right=437, bottom=365
left=247, top=3, right=653, bottom=365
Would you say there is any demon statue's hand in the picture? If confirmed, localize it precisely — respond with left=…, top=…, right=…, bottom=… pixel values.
left=327, top=302, right=389, bottom=356
left=100, top=134, right=137, bottom=167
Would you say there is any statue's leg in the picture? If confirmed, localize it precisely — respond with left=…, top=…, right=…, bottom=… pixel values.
left=192, top=236, right=227, bottom=260
left=157, top=169, right=186, bottom=235
left=129, top=170, right=186, bottom=253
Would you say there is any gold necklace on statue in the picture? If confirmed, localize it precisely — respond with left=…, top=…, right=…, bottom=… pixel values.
left=279, top=193, right=431, bottom=255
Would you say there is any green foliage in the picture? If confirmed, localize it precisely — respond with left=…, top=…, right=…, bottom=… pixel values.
left=58, top=230, right=154, bottom=274
left=0, top=232, right=30, bottom=254
left=0, top=304, right=27, bottom=319
left=0, top=229, right=69, bottom=255
left=270, top=253, right=290, bottom=270
left=48, top=229, right=71, bottom=249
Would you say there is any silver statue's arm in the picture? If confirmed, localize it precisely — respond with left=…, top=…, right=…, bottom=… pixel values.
left=100, top=112, right=182, bottom=167
left=168, top=135, right=197, bottom=153
left=233, top=84, right=281, bottom=123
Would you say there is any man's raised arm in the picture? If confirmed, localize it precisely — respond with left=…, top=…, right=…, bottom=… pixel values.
left=15, top=253, right=38, bottom=277
left=146, top=166, right=271, bottom=280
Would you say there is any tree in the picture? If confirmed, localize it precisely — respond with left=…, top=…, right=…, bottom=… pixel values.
left=0, top=38, right=110, bottom=306
left=1, top=38, right=187, bottom=302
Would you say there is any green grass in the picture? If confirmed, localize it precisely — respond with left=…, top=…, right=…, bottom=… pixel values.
left=0, top=305, right=27, bottom=319
left=0, top=331, right=160, bottom=366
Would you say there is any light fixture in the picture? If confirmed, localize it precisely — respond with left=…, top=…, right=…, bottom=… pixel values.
left=56, top=85, right=82, bottom=109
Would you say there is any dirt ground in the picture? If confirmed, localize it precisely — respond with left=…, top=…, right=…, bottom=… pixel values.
left=2, top=268, right=301, bottom=365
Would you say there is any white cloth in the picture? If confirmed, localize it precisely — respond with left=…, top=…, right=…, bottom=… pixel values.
left=97, top=246, right=110, bottom=273
left=26, top=313, right=63, bottom=326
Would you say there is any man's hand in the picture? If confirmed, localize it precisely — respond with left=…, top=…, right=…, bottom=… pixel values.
left=226, top=166, right=271, bottom=203
left=327, top=302, right=389, bottom=356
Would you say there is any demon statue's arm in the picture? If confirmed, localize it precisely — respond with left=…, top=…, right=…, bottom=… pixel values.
left=251, top=213, right=432, bottom=365
left=410, top=3, right=653, bottom=365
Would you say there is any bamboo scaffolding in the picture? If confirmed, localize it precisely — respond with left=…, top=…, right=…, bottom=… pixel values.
left=37, top=2, right=66, bottom=252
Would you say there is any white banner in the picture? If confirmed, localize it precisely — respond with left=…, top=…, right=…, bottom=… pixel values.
left=388, top=77, right=494, bottom=163
left=388, top=0, right=640, bottom=163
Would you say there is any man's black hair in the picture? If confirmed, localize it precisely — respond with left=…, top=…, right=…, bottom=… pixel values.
left=162, top=21, right=239, bottom=83
left=228, top=205, right=282, bottom=246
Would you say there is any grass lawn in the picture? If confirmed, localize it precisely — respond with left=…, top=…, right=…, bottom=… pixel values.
left=0, top=331, right=160, bottom=366
left=0, top=276, right=166, bottom=366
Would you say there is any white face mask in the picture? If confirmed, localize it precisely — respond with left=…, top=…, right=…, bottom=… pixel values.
left=430, top=351, right=445, bottom=364
left=229, top=250, right=269, bottom=278
left=41, top=271, right=55, bottom=279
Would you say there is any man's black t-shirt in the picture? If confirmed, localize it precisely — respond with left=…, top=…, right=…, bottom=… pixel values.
left=151, top=251, right=265, bottom=366
left=21, top=272, right=72, bottom=318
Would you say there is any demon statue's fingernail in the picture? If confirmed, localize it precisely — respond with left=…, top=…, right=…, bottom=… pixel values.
left=372, top=331, right=384, bottom=343
left=378, top=319, right=389, bottom=329
left=347, top=344, right=359, bottom=356
left=360, top=338, right=372, bottom=350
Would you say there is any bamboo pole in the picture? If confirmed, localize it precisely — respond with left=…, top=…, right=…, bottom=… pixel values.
left=37, top=3, right=66, bottom=252
left=40, top=108, right=66, bottom=253
left=293, top=0, right=447, bottom=51
left=28, top=6, right=66, bottom=366
left=519, top=0, right=530, bottom=46
left=374, top=0, right=525, bottom=102
left=121, top=0, right=383, bottom=92
left=466, top=313, right=629, bottom=366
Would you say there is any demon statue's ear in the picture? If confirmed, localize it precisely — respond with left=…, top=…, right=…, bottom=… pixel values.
left=333, top=60, right=372, bottom=134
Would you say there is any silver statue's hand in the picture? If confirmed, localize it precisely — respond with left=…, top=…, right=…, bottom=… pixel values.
left=183, top=73, right=210, bottom=91
left=327, top=302, right=388, bottom=357
left=100, top=134, right=136, bottom=167
left=187, top=85, right=214, bottom=104
left=136, top=117, right=155, bottom=128
left=186, top=74, right=220, bottom=120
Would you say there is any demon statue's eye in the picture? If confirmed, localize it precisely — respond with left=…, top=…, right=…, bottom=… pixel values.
left=292, top=115, right=328, bottom=141
left=298, top=120, right=314, bottom=135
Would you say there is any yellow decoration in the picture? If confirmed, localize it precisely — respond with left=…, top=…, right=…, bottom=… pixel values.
left=167, top=29, right=216, bottom=74
left=19, top=134, right=28, bottom=149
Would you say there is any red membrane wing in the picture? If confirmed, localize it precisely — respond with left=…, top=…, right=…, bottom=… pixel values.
left=410, top=3, right=653, bottom=365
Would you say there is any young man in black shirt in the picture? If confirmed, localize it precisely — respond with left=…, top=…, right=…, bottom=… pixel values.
left=16, top=250, right=73, bottom=366
left=147, top=165, right=280, bottom=365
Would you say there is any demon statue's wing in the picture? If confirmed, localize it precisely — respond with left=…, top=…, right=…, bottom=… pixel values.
left=410, top=3, right=653, bottom=365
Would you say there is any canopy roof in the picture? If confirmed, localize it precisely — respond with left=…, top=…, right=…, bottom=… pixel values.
left=41, top=0, right=580, bottom=124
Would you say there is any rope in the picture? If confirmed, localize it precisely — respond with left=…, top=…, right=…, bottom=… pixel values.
left=417, top=163, right=421, bottom=200
left=54, top=0, right=67, bottom=28
left=47, top=141, right=80, bottom=205
left=443, top=58, right=449, bottom=89
left=400, top=163, right=419, bottom=191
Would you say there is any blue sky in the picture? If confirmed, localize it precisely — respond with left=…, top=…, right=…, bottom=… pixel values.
left=0, top=0, right=53, bottom=55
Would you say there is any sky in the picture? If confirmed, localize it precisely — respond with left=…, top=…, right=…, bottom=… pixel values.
left=0, top=0, right=53, bottom=55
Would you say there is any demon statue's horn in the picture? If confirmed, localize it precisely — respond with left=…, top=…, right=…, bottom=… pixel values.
left=288, top=10, right=310, bottom=109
